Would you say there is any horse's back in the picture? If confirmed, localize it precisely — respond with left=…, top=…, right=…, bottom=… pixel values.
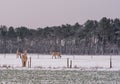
left=51, top=51, right=61, bottom=58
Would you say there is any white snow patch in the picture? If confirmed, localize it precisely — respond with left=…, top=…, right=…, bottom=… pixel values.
left=0, top=54, right=120, bottom=71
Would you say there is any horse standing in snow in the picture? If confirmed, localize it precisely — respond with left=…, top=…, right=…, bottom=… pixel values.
left=16, top=49, right=28, bottom=67
left=50, top=52, right=61, bottom=59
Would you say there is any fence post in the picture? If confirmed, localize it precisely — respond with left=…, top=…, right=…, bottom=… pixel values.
left=28, top=61, right=29, bottom=68
left=67, top=58, right=69, bottom=68
left=70, top=60, right=72, bottom=68
left=30, top=57, right=31, bottom=68
left=110, top=56, right=112, bottom=68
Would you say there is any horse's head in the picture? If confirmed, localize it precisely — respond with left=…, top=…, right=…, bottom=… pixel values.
left=16, top=49, right=21, bottom=58
left=23, top=49, right=27, bottom=56
left=24, top=49, right=27, bottom=53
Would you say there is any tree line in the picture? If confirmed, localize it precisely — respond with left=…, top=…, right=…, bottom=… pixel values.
left=0, top=17, right=120, bottom=55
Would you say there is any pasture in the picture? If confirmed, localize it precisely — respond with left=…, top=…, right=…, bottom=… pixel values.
left=0, top=54, right=120, bottom=70
left=0, top=70, right=120, bottom=84
left=0, top=54, right=120, bottom=84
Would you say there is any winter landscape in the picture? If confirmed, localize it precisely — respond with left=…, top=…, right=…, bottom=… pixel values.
left=0, top=54, right=120, bottom=70
left=0, top=0, right=120, bottom=83
left=0, top=54, right=120, bottom=84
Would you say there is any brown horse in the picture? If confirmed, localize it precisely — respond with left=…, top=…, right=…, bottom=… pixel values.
left=20, top=53, right=28, bottom=67
left=50, top=52, right=61, bottom=59
left=16, top=49, right=28, bottom=67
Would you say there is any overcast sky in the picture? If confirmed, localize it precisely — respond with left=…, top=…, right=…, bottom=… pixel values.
left=0, top=0, right=120, bottom=28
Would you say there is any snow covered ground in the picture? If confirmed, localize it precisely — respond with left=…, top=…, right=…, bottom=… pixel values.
left=0, top=70, right=120, bottom=84
left=0, top=54, right=120, bottom=70
left=0, top=54, right=120, bottom=84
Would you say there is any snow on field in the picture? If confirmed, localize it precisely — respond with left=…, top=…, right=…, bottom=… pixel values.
left=0, top=70, right=120, bottom=84
left=0, top=54, right=120, bottom=70
left=1, top=54, right=120, bottom=84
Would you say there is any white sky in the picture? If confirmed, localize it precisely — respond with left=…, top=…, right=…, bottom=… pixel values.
left=0, top=0, right=120, bottom=28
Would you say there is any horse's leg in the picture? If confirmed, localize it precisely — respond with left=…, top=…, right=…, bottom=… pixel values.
left=24, top=61, right=26, bottom=67
left=22, top=60, right=24, bottom=67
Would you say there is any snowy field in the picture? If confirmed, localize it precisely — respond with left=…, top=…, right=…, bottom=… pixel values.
left=0, top=54, right=120, bottom=84
left=0, top=70, right=120, bottom=84
left=0, top=54, right=120, bottom=70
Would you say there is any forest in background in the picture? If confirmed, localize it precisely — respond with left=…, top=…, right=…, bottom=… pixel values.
left=0, top=17, right=120, bottom=55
